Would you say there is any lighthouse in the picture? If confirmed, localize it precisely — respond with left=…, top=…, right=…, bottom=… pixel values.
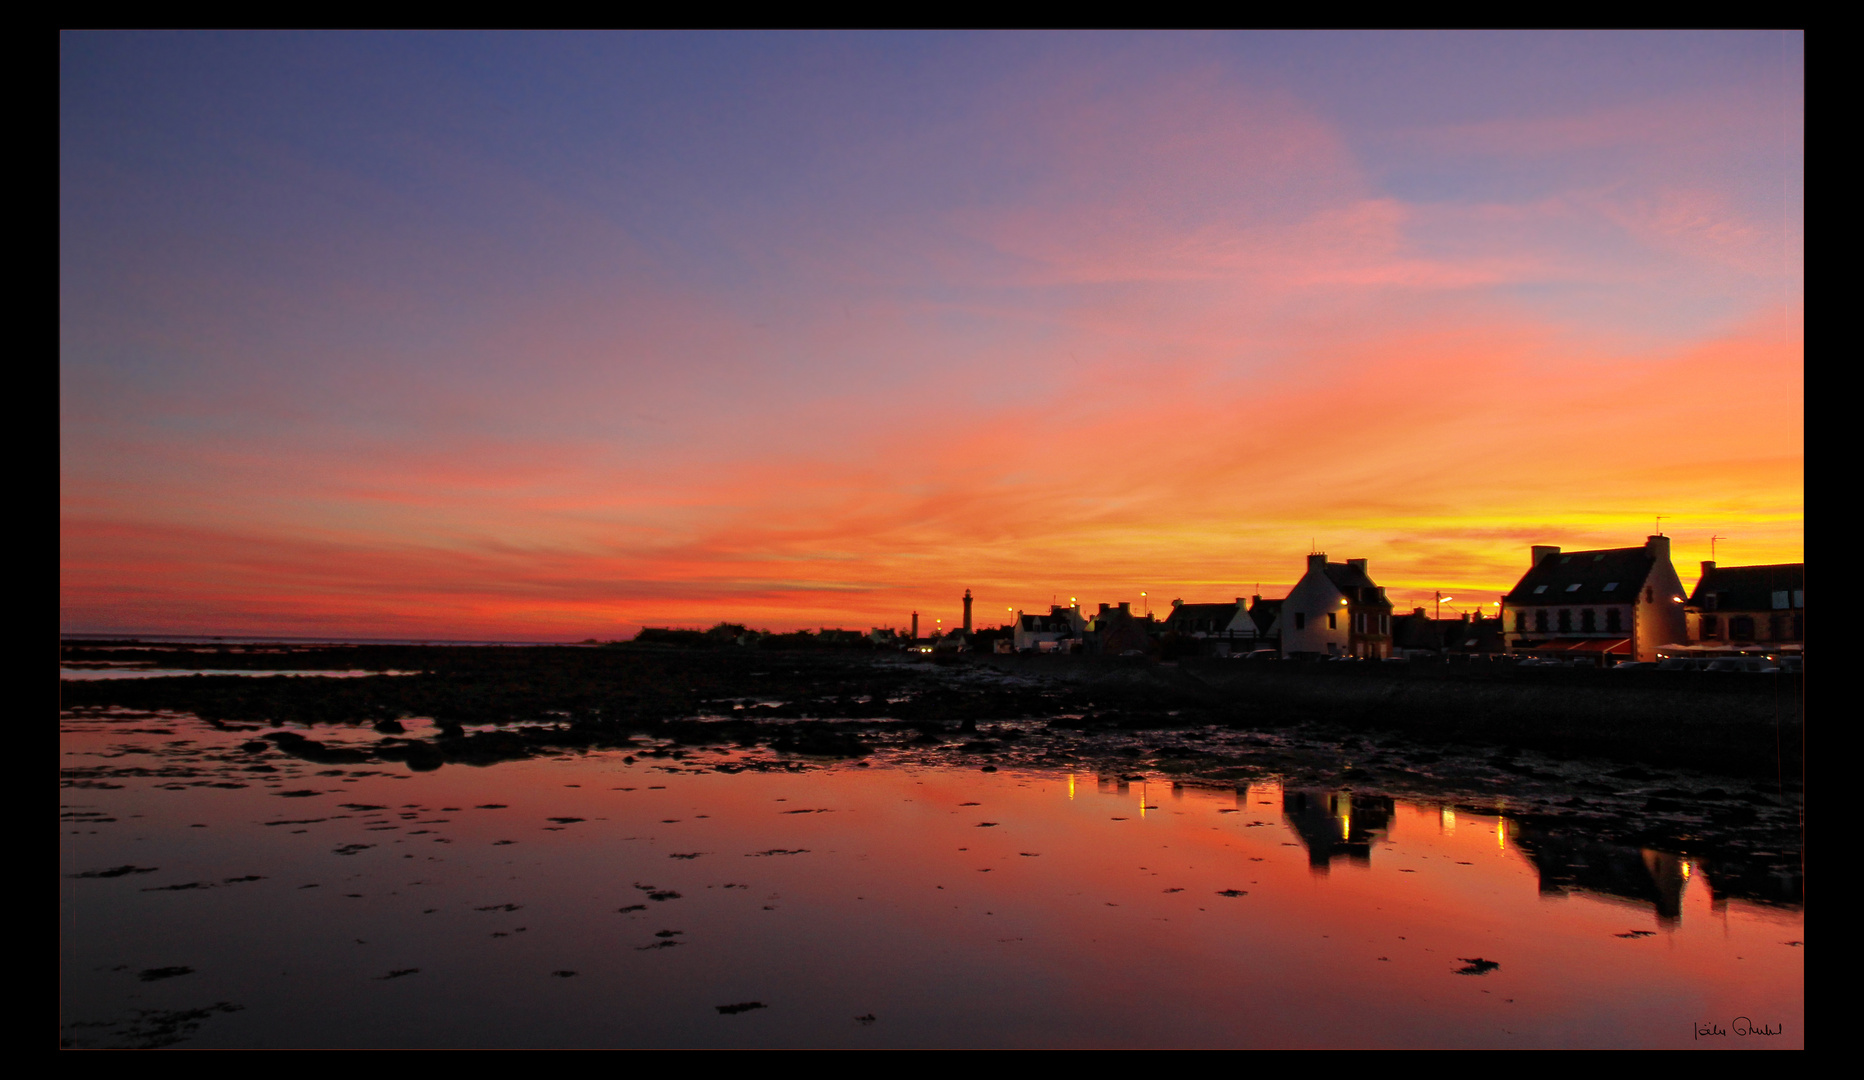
left=963, top=589, right=973, bottom=634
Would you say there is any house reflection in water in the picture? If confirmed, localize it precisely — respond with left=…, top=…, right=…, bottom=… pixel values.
left=1281, top=789, right=1394, bottom=872
left=1509, top=829, right=1691, bottom=923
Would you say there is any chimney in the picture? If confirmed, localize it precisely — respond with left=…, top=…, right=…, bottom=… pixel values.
left=1347, top=558, right=1368, bottom=574
left=1413, top=607, right=1427, bottom=617
left=1118, top=602, right=1131, bottom=614
left=1172, top=598, right=1183, bottom=609
left=1531, top=545, right=1560, bottom=566
left=1307, top=552, right=1328, bottom=571
left=1701, top=560, right=1717, bottom=579
left=1098, top=603, right=1112, bottom=615
left=1645, top=535, right=1670, bottom=561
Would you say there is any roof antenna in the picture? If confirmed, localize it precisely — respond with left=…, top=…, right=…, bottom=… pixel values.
left=1655, top=515, right=1664, bottom=536
left=1710, top=534, right=1724, bottom=560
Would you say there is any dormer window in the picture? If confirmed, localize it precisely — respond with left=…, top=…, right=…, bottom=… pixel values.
left=1533, top=585, right=1548, bottom=594
left=1602, top=582, right=1618, bottom=591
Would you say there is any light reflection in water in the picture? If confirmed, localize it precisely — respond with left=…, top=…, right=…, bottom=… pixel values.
left=59, top=715, right=1803, bottom=1049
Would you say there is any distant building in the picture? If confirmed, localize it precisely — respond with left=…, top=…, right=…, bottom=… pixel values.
left=1013, top=603, right=1085, bottom=653
left=1280, top=554, right=1393, bottom=658
left=1246, top=596, right=1283, bottom=646
left=1687, top=562, right=1804, bottom=648
left=1391, top=610, right=1506, bottom=657
left=1500, top=536, right=1687, bottom=663
left=1161, top=597, right=1259, bottom=655
left=1084, top=602, right=1156, bottom=656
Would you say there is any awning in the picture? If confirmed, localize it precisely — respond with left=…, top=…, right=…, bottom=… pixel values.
left=1518, top=638, right=1630, bottom=653
left=1562, top=638, right=1631, bottom=654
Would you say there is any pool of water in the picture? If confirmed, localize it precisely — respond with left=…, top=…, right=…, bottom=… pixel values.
left=59, top=710, right=1802, bottom=1048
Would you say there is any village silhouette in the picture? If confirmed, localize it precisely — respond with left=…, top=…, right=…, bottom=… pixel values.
left=638, top=534, right=1804, bottom=671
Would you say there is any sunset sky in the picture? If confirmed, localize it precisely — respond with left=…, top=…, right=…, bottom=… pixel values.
left=60, top=32, right=1804, bottom=640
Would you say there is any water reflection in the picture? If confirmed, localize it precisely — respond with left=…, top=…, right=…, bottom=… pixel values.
left=1280, top=789, right=1394, bottom=872
left=60, top=710, right=1803, bottom=1048
left=59, top=667, right=415, bottom=681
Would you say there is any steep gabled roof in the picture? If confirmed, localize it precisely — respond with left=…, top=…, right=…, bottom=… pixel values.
left=1689, top=563, right=1804, bottom=611
left=1321, top=563, right=1377, bottom=590
left=1504, top=547, right=1654, bottom=605
left=1163, top=602, right=1241, bottom=631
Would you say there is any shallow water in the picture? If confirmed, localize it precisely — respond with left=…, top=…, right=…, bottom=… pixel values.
left=59, top=667, right=416, bottom=680
left=60, top=710, right=1803, bottom=1048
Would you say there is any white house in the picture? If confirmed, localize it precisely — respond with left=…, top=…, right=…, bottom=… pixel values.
left=1279, top=554, right=1394, bottom=659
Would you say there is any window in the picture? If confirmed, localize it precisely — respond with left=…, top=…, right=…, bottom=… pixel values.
left=1327, top=613, right=1337, bottom=630
left=1793, top=590, right=1804, bottom=608
left=1560, top=556, right=1571, bottom=563
left=1514, top=611, right=1526, bottom=632
left=1558, top=609, right=1572, bottom=632
left=1594, top=554, right=1605, bottom=561
left=1581, top=609, right=1596, bottom=632
left=1645, top=587, right=1653, bottom=602
left=1565, top=583, right=1582, bottom=592
left=1772, top=590, right=1790, bottom=610
left=1701, top=615, right=1719, bottom=639
left=1533, top=585, right=1548, bottom=594
left=1730, top=616, right=1755, bottom=640
left=1535, top=610, right=1549, bottom=632
left=1602, top=582, right=1618, bottom=592
left=1606, top=608, right=1621, bottom=633
left=1294, top=612, right=1305, bottom=630
left=1380, top=613, right=1389, bottom=635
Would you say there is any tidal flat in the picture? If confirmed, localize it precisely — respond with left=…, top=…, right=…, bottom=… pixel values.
left=60, top=645, right=1803, bottom=1048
